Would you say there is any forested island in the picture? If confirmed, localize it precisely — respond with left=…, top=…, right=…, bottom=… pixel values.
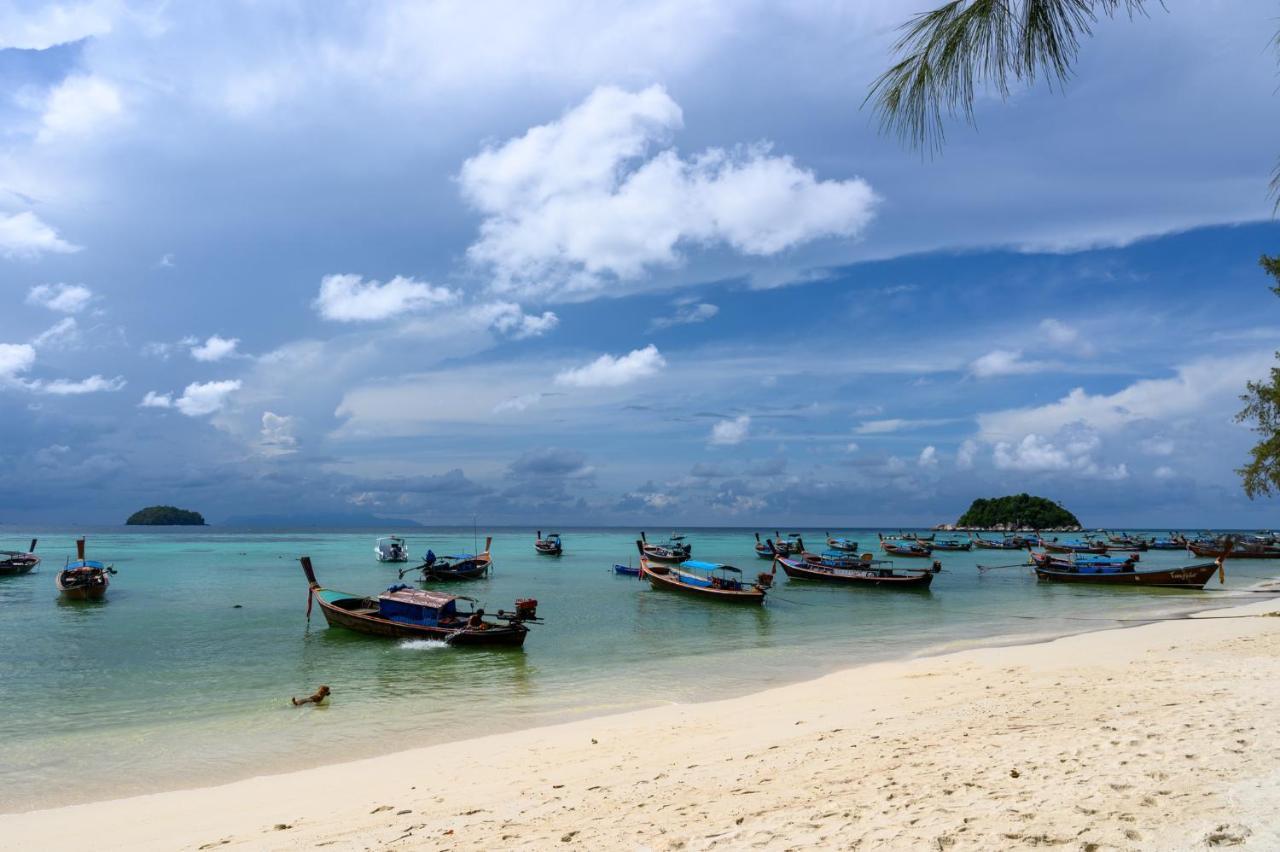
left=951, top=494, right=1080, bottom=531
left=126, top=506, right=207, bottom=526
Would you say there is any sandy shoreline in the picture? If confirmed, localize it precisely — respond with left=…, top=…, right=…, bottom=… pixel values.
left=3, top=598, right=1278, bottom=851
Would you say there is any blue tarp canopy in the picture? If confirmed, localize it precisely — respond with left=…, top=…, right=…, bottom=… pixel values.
left=680, top=560, right=739, bottom=573
left=67, top=560, right=105, bottom=569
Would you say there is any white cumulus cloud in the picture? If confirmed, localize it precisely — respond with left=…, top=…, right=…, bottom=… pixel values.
left=709, top=414, right=751, bottom=446
left=314, top=273, right=457, bottom=321
left=139, top=391, right=172, bottom=408
left=459, top=84, right=877, bottom=300
left=0, top=343, right=37, bottom=379
left=918, top=445, right=937, bottom=467
left=554, top=344, right=665, bottom=388
left=470, top=301, right=560, bottom=339
left=26, top=283, right=93, bottom=313
left=1, top=214, right=80, bottom=259
left=38, top=75, right=124, bottom=143
left=189, top=334, right=240, bottom=362
left=173, top=380, right=241, bottom=417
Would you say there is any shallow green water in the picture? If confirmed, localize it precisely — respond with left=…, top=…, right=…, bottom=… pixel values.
left=1, top=526, right=1275, bottom=812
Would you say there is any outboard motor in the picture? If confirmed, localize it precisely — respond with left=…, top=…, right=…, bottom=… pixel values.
left=514, top=598, right=538, bottom=621
left=931, top=560, right=942, bottom=574
left=756, top=572, right=774, bottom=588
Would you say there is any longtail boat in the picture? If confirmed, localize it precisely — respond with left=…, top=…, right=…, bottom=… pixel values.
left=374, top=535, right=409, bottom=563
left=771, top=532, right=803, bottom=556
left=56, top=538, right=114, bottom=600
left=970, top=534, right=1024, bottom=550
left=400, top=538, right=493, bottom=581
left=1149, top=533, right=1188, bottom=550
left=1039, top=536, right=1108, bottom=555
left=753, top=532, right=779, bottom=559
left=1030, top=550, right=1139, bottom=572
left=534, top=531, right=563, bottom=555
left=300, top=556, right=536, bottom=646
left=930, top=537, right=973, bottom=552
left=0, top=539, right=39, bottom=576
left=824, top=532, right=859, bottom=553
left=1032, top=554, right=1224, bottom=589
left=613, top=562, right=640, bottom=576
left=1187, top=539, right=1280, bottom=559
left=776, top=554, right=935, bottom=589
left=636, top=542, right=770, bottom=604
left=640, top=531, right=692, bottom=563
left=878, top=534, right=932, bottom=558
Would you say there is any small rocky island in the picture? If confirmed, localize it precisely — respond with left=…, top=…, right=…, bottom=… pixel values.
left=126, top=506, right=207, bottom=526
left=945, top=493, right=1081, bottom=531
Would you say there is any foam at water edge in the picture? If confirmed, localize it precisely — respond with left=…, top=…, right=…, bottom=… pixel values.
left=397, top=639, right=450, bottom=651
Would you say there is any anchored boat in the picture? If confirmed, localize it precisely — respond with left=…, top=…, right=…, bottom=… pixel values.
left=534, top=531, right=563, bottom=555
left=0, top=539, right=39, bottom=576
left=400, top=538, right=493, bottom=581
left=374, top=536, right=409, bottom=563
left=824, top=532, right=859, bottom=553
left=878, top=534, right=933, bottom=558
left=636, top=542, right=770, bottom=604
left=300, top=556, right=537, bottom=646
left=56, top=538, right=114, bottom=600
left=640, top=531, right=693, bottom=563
left=775, top=553, right=935, bottom=589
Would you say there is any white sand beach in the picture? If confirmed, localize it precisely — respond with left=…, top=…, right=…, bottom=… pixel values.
left=3, top=599, right=1278, bottom=851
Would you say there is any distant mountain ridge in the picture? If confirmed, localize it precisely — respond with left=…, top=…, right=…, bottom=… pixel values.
left=221, top=512, right=424, bottom=529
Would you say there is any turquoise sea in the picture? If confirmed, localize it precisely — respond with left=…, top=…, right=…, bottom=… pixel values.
left=1, top=526, right=1275, bottom=813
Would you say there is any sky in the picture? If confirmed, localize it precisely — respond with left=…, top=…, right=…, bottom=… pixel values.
left=2, top=0, right=1280, bottom=527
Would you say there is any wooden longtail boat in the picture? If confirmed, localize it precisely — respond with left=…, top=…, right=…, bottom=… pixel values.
left=1187, top=539, right=1280, bottom=559
left=776, top=554, right=934, bottom=589
left=768, top=532, right=803, bottom=557
left=825, top=532, right=859, bottom=553
left=1032, top=558, right=1222, bottom=589
left=400, top=538, right=493, bottom=581
left=970, top=534, right=1024, bottom=550
left=930, top=538, right=973, bottom=552
left=636, top=543, right=770, bottom=604
left=640, top=531, right=692, bottom=563
left=0, top=539, right=39, bottom=576
left=374, top=536, right=409, bottom=563
left=1039, top=537, right=1108, bottom=555
left=878, top=534, right=932, bottom=558
left=56, top=538, right=114, bottom=600
left=753, top=532, right=779, bottom=559
left=1148, top=533, right=1188, bottom=550
left=300, top=556, right=536, bottom=646
left=534, top=531, right=563, bottom=555
left=613, top=562, right=640, bottom=576
left=1030, top=550, right=1138, bottom=572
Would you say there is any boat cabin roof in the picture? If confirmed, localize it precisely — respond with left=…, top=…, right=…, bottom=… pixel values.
left=66, top=560, right=106, bottom=570
left=378, top=587, right=457, bottom=608
left=377, top=536, right=405, bottom=544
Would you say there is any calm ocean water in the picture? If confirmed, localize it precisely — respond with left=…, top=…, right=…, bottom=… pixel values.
left=1, top=526, right=1275, bottom=812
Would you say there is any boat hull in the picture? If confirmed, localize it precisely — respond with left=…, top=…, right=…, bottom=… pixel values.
left=56, top=572, right=108, bottom=600
left=1033, top=562, right=1219, bottom=589
left=534, top=544, right=562, bottom=556
left=640, top=563, right=765, bottom=604
left=778, top=558, right=933, bottom=589
left=315, top=593, right=527, bottom=646
left=0, top=560, right=38, bottom=577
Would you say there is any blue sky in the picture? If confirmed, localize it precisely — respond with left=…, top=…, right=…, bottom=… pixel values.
left=2, top=0, right=1280, bottom=526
